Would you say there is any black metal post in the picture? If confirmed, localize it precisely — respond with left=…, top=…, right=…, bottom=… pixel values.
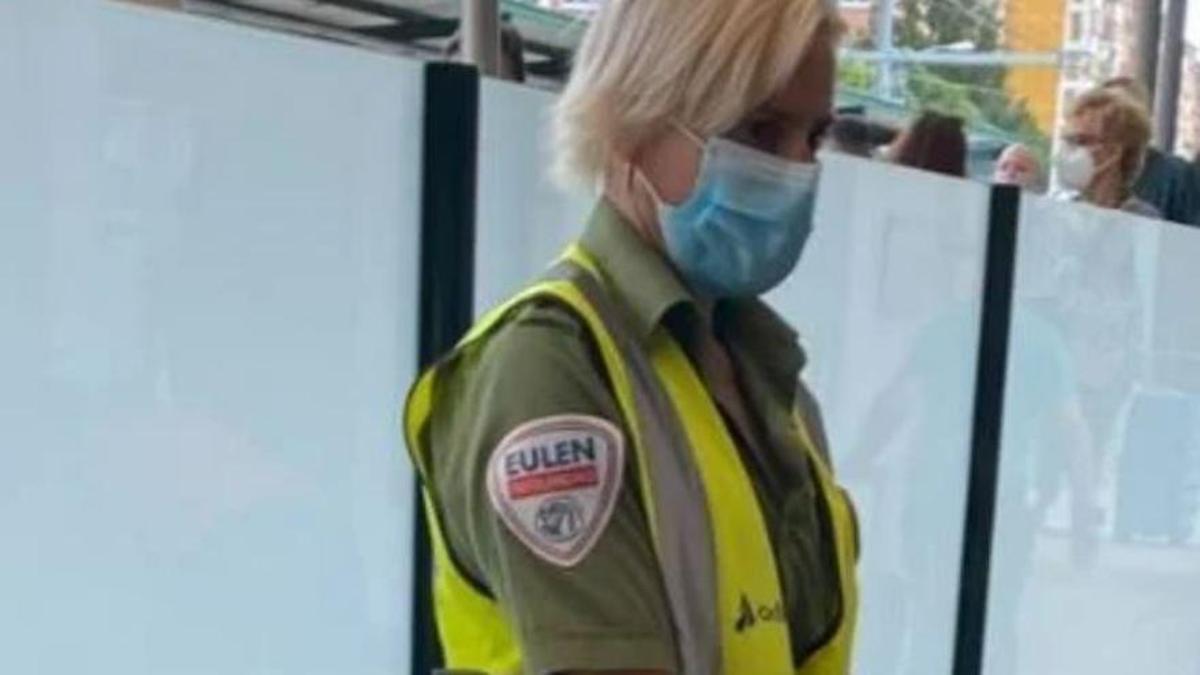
left=413, top=61, right=480, bottom=675
left=1154, top=0, right=1187, bottom=151
left=1138, top=0, right=1163, bottom=106
left=951, top=185, right=1021, bottom=675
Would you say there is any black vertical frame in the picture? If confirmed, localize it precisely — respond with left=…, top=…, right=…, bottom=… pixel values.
left=412, top=61, right=480, bottom=675
left=951, top=184, right=1022, bottom=675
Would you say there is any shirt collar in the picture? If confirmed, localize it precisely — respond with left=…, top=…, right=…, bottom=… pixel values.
left=718, top=299, right=809, bottom=395
left=578, top=199, right=693, bottom=339
left=578, top=199, right=809, bottom=390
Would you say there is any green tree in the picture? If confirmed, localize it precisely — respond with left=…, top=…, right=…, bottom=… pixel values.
left=837, top=60, right=876, bottom=91
left=904, top=67, right=981, bottom=121
left=897, top=0, right=998, bottom=50
left=893, top=0, right=1046, bottom=150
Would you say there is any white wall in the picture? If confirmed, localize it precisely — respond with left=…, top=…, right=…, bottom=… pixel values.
left=0, top=2, right=423, bottom=672
left=474, top=77, right=594, bottom=315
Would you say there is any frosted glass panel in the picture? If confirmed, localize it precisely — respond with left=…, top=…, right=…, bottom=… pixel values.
left=0, top=2, right=422, bottom=673
left=985, top=197, right=1200, bottom=675
left=475, top=77, right=593, bottom=313
left=770, top=154, right=991, bottom=675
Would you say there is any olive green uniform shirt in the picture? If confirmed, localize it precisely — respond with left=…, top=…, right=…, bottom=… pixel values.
left=426, top=202, right=845, bottom=674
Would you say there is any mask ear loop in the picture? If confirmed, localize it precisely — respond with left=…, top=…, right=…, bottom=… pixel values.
left=632, top=163, right=663, bottom=207
left=638, top=119, right=706, bottom=194
left=1092, top=146, right=1122, bottom=181
left=627, top=155, right=668, bottom=250
left=597, top=149, right=642, bottom=201
left=622, top=120, right=705, bottom=247
left=1073, top=144, right=1123, bottom=196
left=668, top=119, right=706, bottom=149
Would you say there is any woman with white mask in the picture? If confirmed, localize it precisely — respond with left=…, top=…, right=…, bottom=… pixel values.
left=1052, top=87, right=1152, bottom=543
left=1055, top=87, right=1160, bottom=218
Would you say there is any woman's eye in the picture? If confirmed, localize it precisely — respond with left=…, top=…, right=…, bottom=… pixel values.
left=748, top=120, right=784, bottom=152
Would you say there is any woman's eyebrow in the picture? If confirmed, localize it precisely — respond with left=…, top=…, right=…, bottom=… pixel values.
left=761, top=104, right=823, bottom=127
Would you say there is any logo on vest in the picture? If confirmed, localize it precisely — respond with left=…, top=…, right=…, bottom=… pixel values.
left=535, top=496, right=586, bottom=542
left=488, top=415, right=624, bottom=567
left=734, top=593, right=786, bottom=633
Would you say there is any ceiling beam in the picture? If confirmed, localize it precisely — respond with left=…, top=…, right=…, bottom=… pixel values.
left=356, top=17, right=456, bottom=41
left=309, top=0, right=436, bottom=24
left=842, top=48, right=1068, bottom=67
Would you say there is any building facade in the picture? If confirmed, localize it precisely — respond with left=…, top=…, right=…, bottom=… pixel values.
left=1003, top=0, right=1068, bottom=134
left=839, top=0, right=875, bottom=43
left=1052, top=0, right=1128, bottom=136
left=1178, top=44, right=1200, bottom=159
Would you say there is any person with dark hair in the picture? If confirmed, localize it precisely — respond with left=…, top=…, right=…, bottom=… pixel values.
left=1102, top=77, right=1200, bottom=226
left=886, top=112, right=967, bottom=177
left=821, top=115, right=897, bottom=158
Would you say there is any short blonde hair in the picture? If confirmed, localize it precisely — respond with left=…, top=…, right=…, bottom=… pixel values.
left=1069, top=87, right=1152, bottom=187
left=553, top=0, right=843, bottom=186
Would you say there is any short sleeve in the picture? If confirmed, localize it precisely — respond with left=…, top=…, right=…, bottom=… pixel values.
left=426, top=301, right=678, bottom=675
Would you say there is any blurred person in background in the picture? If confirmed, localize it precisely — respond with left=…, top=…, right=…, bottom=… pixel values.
left=887, top=112, right=967, bottom=177
left=405, top=1, right=860, bottom=674
left=993, top=143, right=1047, bottom=193
left=822, top=115, right=897, bottom=158
left=847, top=216, right=1099, bottom=675
left=1053, top=87, right=1152, bottom=505
left=1102, top=77, right=1200, bottom=227
left=1057, top=86, right=1159, bottom=218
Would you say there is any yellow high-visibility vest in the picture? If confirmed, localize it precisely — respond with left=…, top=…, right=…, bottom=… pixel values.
left=404, top=246, right=858, bottom=675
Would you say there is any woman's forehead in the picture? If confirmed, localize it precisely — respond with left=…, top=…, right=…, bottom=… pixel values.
left=1069, top=110, right=1106, bottom=134
left=1002, top=154, right=1034, bottom=169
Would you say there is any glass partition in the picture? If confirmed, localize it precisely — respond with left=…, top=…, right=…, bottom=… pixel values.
left=769, top=153, right=993, bottom=675
left=474, top=77, right=594, bottom=313
left=0, top=2, right=422, bottom=673
left=985, top=196, right=1200, bottom=674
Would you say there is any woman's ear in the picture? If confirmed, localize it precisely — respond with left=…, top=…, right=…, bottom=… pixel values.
left=635, top=127, right=703, bottom=205
left=600, top=145, right=666, bottom=249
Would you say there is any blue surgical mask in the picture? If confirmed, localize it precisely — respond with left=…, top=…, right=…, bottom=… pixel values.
left=641, top=128, right=820, bottom=298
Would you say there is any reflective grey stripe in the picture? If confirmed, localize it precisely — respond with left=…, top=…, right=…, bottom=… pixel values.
left=545, top=261, right=721, bottom=675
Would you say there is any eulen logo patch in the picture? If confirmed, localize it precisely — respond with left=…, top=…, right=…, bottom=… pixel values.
left=487, top=415, right=624, bottom=567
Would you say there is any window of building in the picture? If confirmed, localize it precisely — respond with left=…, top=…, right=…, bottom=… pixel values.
left=1068, top=9, right=1085, bottom=44
left=1063, top=86, right=1085, bottom=114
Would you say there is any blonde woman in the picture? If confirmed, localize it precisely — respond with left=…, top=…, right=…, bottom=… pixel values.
left=1056, top=87, right=1160, bottom=217
left=404, top=1, right=859, bottom=674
